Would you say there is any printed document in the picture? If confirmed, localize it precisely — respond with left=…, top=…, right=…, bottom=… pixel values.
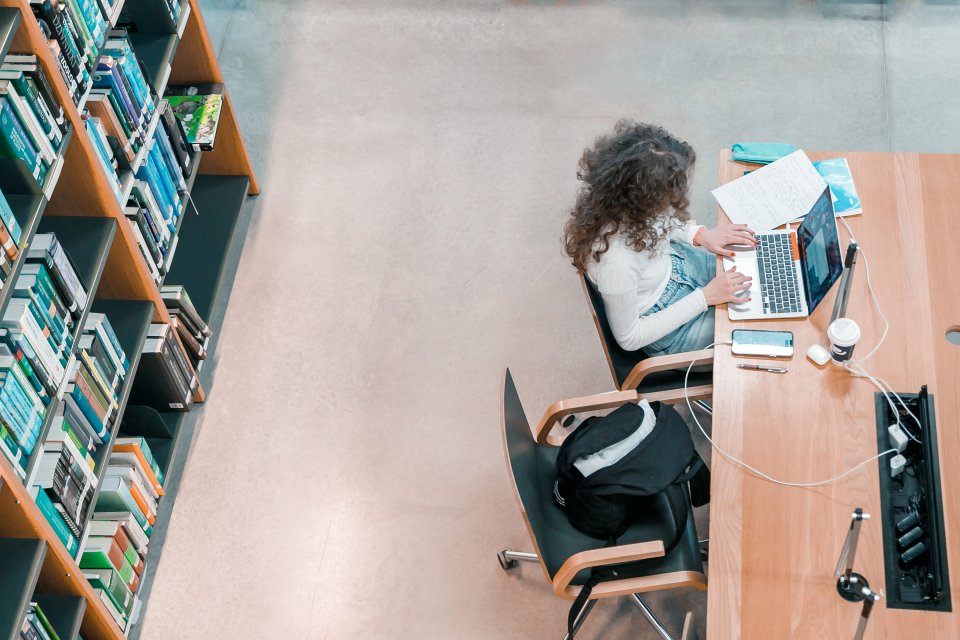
left=712, top=150, right=828, bottom=231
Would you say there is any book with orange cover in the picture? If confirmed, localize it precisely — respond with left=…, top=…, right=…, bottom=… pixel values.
left=111, top=443, right=164, bottom=496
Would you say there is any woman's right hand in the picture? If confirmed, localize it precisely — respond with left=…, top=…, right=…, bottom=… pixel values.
left=702, top=266, right=752, bottom=306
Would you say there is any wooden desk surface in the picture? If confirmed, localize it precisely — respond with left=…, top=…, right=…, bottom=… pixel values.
left=707, top=150, right=960, bottom=638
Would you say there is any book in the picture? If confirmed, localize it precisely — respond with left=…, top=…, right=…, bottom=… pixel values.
left=110, top=446, right=164, bottom=497
left=91, top=587, right=127, bottom=629
left=0, top=187, right=23, bottom=245
left=89, top=527, right=143, bottom=574
left=83, top=311, right=128, bottom=370
left=159, top=103, right=192, bottom=175
left=102, top=464, right=157, bottom=519
left=0, top=69, right=63, bottom=146
left=93, top=510, right=152, bottom=538
left=128, top=326, right=194, bottom=411
left=85, top=92, right=134, bottom=162
left=33, top=485, right=79, bottom=554
left=28, top=603, right=58, bottom=640
left=813, top=158, right=863, bottom=218
left=114, top=436, right=163, bottom=484
left=171, top=316, right=205, bottom=361
left=85, top=567, right=134, bottom=617
left=80, top=535, right=139, bottom=591
left=166, top=93, right=222, bottom=151
left=95, top=475, right=150, bottom=530
left=0, top=96, right=43, bottom=181
left=26, top=232, right=88, bottom=316
left=0, top=79, right=57, bottom=164
left=88, top=516, right=148, bottom=554
left=160, top=285, right=210, bottom=337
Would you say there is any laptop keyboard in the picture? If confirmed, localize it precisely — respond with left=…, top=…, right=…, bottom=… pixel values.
left=755, top=234, right=803, bottom=315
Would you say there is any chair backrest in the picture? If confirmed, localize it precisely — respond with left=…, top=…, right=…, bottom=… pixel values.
left=580, top=274, right=646, bottom=389
left=500, top=368, right=552, bottom=571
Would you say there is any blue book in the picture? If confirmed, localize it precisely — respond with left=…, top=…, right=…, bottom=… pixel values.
left=153, top=125, right=185, bottom=190
left=34, top=488, right=79, bottom=554
left=0, top=188, right=22, bottom=245
left=0, top=97, right=43, bottom=180
left=69, top=383, right=105, bottom=439
left=94, top=62, right=141, bottom=130
left=149, top=144, right=179, bottom=208
left=105, top=37, right=153, bottom=114
left=137, top=156, right=173, bottom=220
left=813, top=158, right=863, bottom=217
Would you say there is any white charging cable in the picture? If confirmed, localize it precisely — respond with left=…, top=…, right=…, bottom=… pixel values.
left=843, top=359, right=923, bottom=443
left=834, top=216, right=923, bottom=442
left=685, top=342, right=898, bottom=488
left=836, top=216, right=888, bottom=362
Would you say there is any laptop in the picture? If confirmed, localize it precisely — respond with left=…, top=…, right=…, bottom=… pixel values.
left=725, top=186, right=843, bottom=320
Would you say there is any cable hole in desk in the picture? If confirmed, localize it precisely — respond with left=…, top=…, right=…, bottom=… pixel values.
left=946, top=327, right=960, bottom=346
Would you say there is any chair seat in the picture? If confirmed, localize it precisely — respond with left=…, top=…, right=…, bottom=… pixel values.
left=530, top=447, right=704, bottom=586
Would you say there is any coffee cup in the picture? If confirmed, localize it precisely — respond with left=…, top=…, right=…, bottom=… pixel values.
left=827, top=318, right=861, bottom=364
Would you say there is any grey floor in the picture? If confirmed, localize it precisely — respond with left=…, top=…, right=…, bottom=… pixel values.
left=139, top=2, right=960, bottom=638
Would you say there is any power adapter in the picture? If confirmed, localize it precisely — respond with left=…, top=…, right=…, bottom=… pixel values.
left=888, top=424, right=909, bottom=452
left=890, top=454, right=907, bottom=478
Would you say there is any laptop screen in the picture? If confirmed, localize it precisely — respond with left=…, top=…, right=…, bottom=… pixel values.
left=797, top=187, right=843, bottom=313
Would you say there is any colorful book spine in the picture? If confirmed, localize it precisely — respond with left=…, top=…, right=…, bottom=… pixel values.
left=34, top=487, right=79, bottom=554
left=0, top=97, right=43, bottom=180
left=0, top=188, right=23, bottom=245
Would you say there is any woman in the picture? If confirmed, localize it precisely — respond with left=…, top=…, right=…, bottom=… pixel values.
left=563, top=121, right=756, bottom=356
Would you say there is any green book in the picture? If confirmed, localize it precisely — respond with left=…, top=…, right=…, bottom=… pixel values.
left=30, top=603, right=60, bottom=640
left=95, top=476, right=150, bottom=531
left=0, top=96, right=42, bottom=180
left=84, top=567, right=134, bottom=617
left=80, top=547, right=136, bottom=587
left=33, top=488, right=79, bottom=554
left=166, top=93, right=222, bottom=151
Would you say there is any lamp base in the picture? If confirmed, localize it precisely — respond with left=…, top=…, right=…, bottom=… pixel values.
left=837, top=573, right=870, bottom=602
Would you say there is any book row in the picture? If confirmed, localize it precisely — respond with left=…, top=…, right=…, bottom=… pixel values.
left=129, top=285, right=209, bottom=412
left=32, top=0, right=114, bottom=107
left=0, top=231, right=97, bottom=476
left=33, top=433, right=164, bottom=632
left=18, top=601, right=59, bottom=640
left=0, top=52, right=68, bottom=189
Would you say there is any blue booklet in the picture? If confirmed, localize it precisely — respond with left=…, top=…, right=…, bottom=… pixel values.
left=813, top=158, right=862, bottom=217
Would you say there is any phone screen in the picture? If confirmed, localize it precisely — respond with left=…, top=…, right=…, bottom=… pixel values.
left=733, top=330, right=793, bottom=347
left=732, top=330, right=794, bottom=357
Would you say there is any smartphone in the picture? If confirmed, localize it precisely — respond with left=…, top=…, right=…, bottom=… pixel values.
left=731, top=330, right=794, bottom=358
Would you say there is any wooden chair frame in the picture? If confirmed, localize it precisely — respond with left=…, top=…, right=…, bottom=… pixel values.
left=580, top=276, right=714, bottom=403
left=499, top=370, right=706, bottom=638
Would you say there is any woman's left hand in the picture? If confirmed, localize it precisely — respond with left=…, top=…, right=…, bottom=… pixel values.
left=695, top=224, right=757, bottom=257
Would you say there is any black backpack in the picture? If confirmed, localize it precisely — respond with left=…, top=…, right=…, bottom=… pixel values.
left=553, top=400, right=709, bottom=636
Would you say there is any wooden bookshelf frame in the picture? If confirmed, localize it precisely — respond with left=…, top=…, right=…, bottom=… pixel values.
left=0, top=1, right=259, bottom=638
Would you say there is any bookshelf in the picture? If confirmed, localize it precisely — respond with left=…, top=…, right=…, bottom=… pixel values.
left=0, top=1, right=258, bottom=639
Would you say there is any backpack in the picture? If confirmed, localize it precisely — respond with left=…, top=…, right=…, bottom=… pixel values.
left=553, top=400, right=710, bottom=637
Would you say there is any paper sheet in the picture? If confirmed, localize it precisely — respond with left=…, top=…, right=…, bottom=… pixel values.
left=712, top=149, right=828, bottom=231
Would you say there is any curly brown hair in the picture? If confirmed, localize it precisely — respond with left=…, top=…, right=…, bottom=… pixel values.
left=563, top=121, right=696, bottom=271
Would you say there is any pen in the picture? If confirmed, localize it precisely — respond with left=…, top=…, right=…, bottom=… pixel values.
left=737, top=363, right=788, bottom=374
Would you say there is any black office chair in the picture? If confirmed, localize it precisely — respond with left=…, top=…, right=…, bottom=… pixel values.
left=497, top=368, right=705, bottom=639
left=580, top=275, right=713, bottom=402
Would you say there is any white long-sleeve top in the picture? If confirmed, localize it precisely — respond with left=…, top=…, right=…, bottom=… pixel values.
left=585, top=221, right=707, bottom=351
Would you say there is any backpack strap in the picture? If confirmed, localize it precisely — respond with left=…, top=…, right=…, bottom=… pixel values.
left=566, top=535, right=618, bottom=638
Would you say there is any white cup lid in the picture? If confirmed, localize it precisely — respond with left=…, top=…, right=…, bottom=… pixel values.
left=829, top=318, right=861, bottom=345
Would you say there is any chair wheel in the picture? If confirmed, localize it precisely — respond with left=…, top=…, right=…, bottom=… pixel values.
left=561, top=415, right=576, bottom=428
left=497, top=551, right=518, bottom=571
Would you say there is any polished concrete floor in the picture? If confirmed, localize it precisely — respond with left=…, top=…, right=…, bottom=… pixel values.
left=139, top=2, right=960, bottom=638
